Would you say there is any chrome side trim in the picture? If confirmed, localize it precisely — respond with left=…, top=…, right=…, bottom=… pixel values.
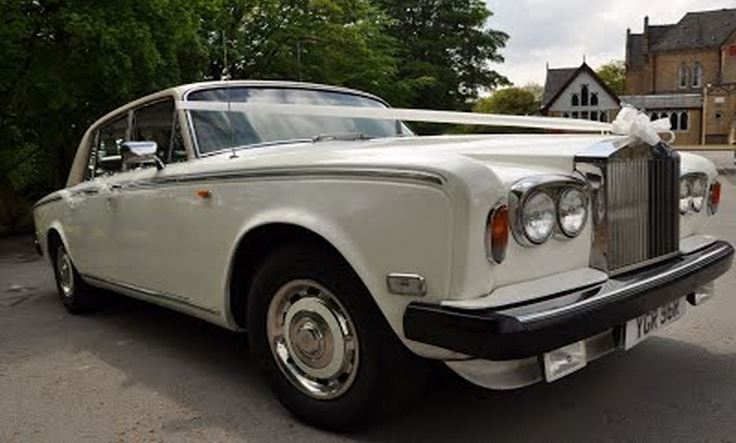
left=120, top=167, right=446, bottom=190
left=33, top=194, right=63, bottom=209
left=83, top=274, right=219, bottom=315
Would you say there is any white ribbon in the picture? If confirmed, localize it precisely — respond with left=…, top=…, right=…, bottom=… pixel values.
left=176, top=101, right=611, bottom=133
left=610, top=105, right=675, bottom=145
left=175, top=100, right=674, bottom=145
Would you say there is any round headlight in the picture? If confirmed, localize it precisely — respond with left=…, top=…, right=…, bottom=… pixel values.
left=679, top=179, right=692, bottom=214
left=522, top=191, right=555, bottom=244
left=558, top=188, right=588, bottom=237
left=691, top=176, right=707, bottom=212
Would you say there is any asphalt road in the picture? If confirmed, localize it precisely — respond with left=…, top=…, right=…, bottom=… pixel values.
left=2, top=153, right=736, bottom=442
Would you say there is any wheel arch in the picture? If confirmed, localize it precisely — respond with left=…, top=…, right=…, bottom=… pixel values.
left=226, top=220, right=374, bottom=331
left=44, top=223, right=70, bottom=265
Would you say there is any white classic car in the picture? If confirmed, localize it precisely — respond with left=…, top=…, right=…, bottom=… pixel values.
left=34, top=81, right=733, bottom=429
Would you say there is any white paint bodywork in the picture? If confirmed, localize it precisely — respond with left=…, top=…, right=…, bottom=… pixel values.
left=33, top=81, right=722, bottom=367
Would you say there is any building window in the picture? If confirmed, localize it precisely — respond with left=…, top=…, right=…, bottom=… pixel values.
left=715, top=111, right=724, bottom=121
left=581, top=111, right=589, bottom=119
left=650, top=113, right=659, bottom=121
left=563, top=112, right=570, bottom=118
left=581, top=85, right=589, bottom=106
left=572, top=94, right=579, bottom=107
left=680, top=112, right=688, bottom=131
left=692, top=63, right=703, bottom=88
left=599, top=111, right=608, bottom=122
left=678, top=64, right=690, bottom=89
left=670, top=113, right=678, bottom=131
left=591, top=111, right=598, bottom=121
left=572, top=111, right=579, bottom=119
left=590, top=92, right=598, bottom=106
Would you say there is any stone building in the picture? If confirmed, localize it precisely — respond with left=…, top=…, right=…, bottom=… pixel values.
left=540, top=62, right=620, bottom=122
left=623, top=8, right=736, bottom=145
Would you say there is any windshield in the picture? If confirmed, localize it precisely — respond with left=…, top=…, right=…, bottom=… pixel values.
left=187, top=87, right=409, bottom=154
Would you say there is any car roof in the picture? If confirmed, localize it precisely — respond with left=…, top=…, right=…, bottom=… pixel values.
left=87, top=80, right=387, bottom=134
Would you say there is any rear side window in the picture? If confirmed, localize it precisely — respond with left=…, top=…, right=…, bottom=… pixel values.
left=86, top=114, right=128, bottom=179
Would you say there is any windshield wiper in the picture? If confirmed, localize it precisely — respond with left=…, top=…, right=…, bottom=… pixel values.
left=311, top=132, right=372, bottom=143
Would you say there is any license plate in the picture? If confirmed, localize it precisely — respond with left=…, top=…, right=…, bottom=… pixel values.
left=623, top=297, right=686, bottom=350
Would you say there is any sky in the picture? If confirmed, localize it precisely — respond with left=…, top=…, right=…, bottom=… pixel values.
left=484, top=0, right=736, bottom=87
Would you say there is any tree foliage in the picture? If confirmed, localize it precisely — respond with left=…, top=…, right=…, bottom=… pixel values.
left=0, top=0, right=509, bottom=232
left=596, top=60, right=625, bottom=96
left=375, top=0, right=509, bottom=110
left=473, top=86, right=538, bottom=115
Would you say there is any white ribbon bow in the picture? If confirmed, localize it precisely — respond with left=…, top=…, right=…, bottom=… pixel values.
left=611, top=105, right=675, bottom=146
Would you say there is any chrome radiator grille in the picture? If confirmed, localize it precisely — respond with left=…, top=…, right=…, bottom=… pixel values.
left=578, top=142, right=680, bottom=275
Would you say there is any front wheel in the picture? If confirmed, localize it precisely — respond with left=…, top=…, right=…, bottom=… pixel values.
left=247, top=245, right=427, bottom=430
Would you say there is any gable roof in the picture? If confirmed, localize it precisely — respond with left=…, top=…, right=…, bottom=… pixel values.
left=541, top=63, right=621, bottom=112
left=653, top=8, right=736, bottom=51
left=542, top=68, right=577, bottom=109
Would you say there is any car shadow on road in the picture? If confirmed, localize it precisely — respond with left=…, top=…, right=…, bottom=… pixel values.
left=57, top=292, right=736, bottom=441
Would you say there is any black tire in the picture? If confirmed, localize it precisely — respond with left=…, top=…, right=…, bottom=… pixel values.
left=247, top=244, right=428, bottom=430
left=52, top=243, right=99, bottom=314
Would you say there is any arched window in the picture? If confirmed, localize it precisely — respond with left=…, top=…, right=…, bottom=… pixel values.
left=571, top=94, right=579, bottom=106
left=678, top=64, right=690, bottom=89
left=670, top=113, right=678, bottom=131
left=679, top=112, right=689, bottom=131
left=590, top=92, right=598, bottom=106
left=692, top=63, right=703, bottom=88
left=599, top=111, right=607, bottom=122
left=650, top=113, right=658, bottom=121
left=563, top=112, right=570, bottom=118
left=581, top=85, right=589, bottom=106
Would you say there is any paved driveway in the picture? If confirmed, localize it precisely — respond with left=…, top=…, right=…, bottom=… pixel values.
left=1, top=153, right=735, bottom=442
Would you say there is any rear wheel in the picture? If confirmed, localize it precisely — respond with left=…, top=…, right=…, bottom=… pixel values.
left=52, top=244, right=99, bottom=313
left=247, top=245, right=427, bottom=430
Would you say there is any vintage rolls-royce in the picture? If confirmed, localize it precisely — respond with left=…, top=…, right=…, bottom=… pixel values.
left=33, top=81, right=733, bottom=429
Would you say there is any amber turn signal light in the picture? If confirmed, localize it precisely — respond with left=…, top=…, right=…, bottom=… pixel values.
left=709, top=180, right=721, bottom=214
left=487, top=204, right=509, bottom=264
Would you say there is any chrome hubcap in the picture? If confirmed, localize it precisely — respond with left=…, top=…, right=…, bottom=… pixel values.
left=267, top=280, right=359, bottom=399
left=56, top=248, right=74, bottom=298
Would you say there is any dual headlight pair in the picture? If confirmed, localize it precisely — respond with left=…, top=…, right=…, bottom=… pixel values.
left=486, top=180, right=588, bottom=264
left=518, top=187, right=588, bottom=244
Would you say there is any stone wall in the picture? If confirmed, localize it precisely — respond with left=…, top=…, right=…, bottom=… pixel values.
left=652, top=50, right=720, bottom=94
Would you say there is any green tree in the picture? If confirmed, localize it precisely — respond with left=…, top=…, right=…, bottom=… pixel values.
left=473, top=87, right=538, bottom=115
left=0, top=0, right=208, bottom=230
left=374, top=0, right=510, bottom=111
left=201, top=0, right=400, bottom=101
left=596, top=60, right=625, bottom=96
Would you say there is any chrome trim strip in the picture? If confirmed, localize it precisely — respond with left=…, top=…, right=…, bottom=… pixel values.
left=118, top=167, right=445, bottom=190
left=33, top=194, right=63, bottom=209
left=83, top=274, right=219, bottom=315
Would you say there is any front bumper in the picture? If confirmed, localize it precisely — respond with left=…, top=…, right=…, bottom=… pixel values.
left=404, top=240, right=734, bottom=361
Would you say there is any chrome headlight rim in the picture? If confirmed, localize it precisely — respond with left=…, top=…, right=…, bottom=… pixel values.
left=557, top=187, right=589, bottom=238
left=521, top=190, right=556, bottom=245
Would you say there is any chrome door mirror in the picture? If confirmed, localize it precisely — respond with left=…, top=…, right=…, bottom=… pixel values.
left=121, top=141, right=164, bottom=170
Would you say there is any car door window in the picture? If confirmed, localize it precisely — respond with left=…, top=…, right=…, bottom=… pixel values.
left=132, top=99, right=183, bottom=163
left=88, top=114, right=128, bottom=178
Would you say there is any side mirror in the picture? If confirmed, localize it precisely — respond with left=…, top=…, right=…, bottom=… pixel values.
left=121, top=141, right=164, bottom=170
